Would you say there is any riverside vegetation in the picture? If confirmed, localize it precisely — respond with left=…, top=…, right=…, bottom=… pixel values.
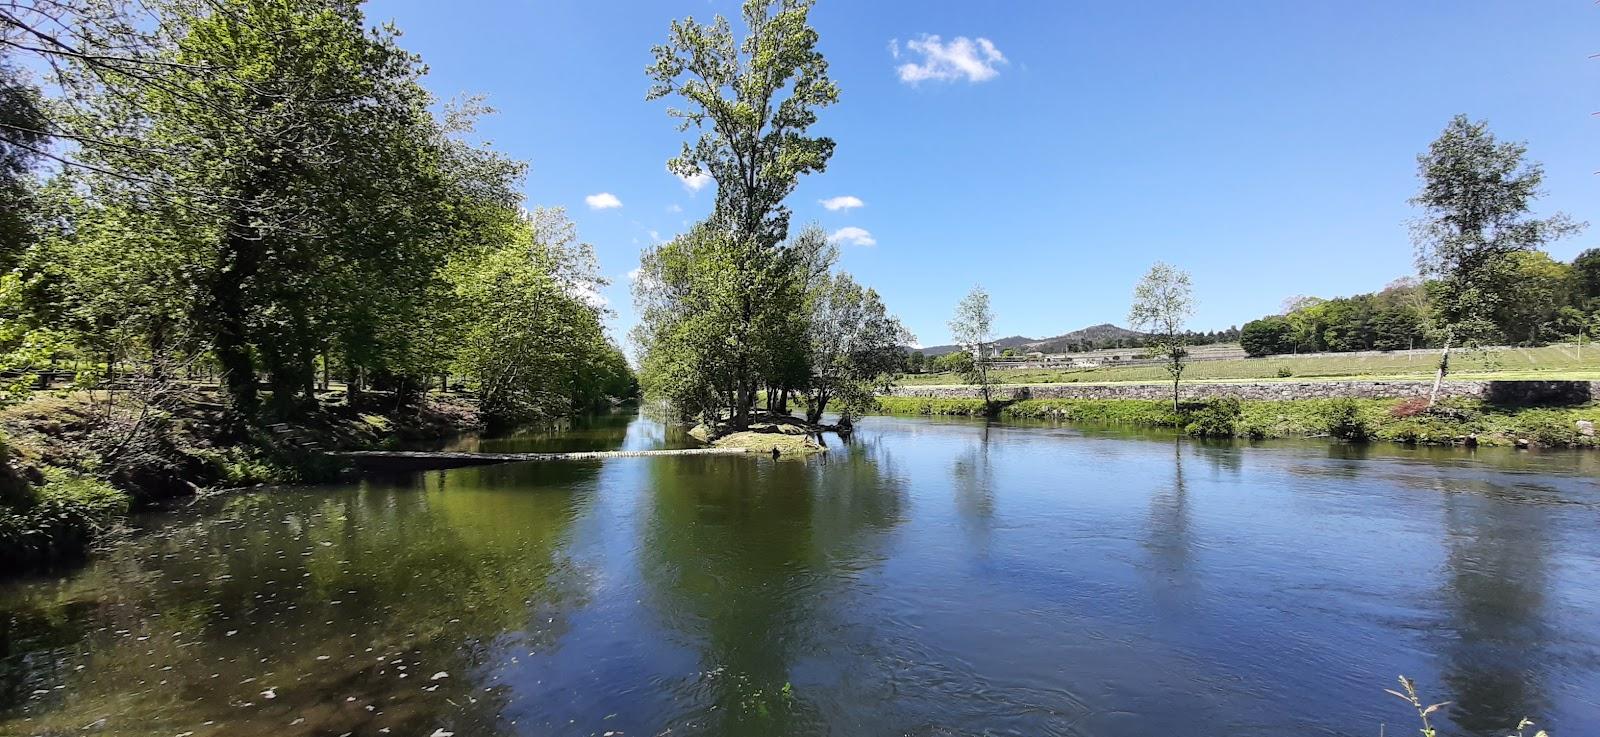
left=0, top=0, right=636, bottom=574
left=630, top=0, right=911, bottom=450
left=876, top=395, right=1599, bottom=448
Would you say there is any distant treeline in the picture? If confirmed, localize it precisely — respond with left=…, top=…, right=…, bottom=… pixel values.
left=904, top=327, right=1241, bottom=373
left=1240, top=251, right=1600, bottom=357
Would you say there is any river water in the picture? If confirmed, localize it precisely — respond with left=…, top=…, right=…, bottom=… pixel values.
left=2, top=412, right=1598, bottom=736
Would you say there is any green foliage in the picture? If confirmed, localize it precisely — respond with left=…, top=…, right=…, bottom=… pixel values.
left=1, top=0, right=634, bottom=427
left=905, top=350, right=927, bottom=374
left=0, top=466, right=128, bottom=569
left=948, top=286, right=996, bottom=403
left=636, top=1, right=856, bottom=428
left=1324, top=398, right=1372, bottom=441
left=930, top=350, right=974, bottom=375
left=634, top=222, right=817, bottom=424
left=1182, top=398, right=1241, bottom=438
left=0, top=64, right=46, bottom=277
left=1575, top=248, right=1600, bottom=304
left=1241, top=315, right=1293, bottom=357
left=1511, top=408, right=1582, bottom=447
left=646, top=0, right=838, bottom=248
left=1411, top=115, right=1583, bottom=350
left=1128, top=262, right=1194, bottom=409
left=802, top=270, right=912, bottom=423
left=877, top=395, right=1597, bottom=448
left=874, top=396, right=992, bottom=416
left=449, top=209, right=630, bottom=426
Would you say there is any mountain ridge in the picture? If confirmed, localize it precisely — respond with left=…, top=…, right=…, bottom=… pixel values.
left=917, top=323, right=1147, bottom=357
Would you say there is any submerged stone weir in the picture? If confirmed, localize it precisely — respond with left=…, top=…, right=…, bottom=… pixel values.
left=330, top=447, right=750, bottom=472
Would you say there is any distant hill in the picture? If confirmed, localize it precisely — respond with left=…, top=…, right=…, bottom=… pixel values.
left=918, top=335, right=1036, bottom=357
left=915, top=325, right=1147, bottom=357
left=1026, top=324, right=1146, bottom=353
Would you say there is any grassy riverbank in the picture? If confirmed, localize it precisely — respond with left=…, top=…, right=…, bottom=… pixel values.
left=875, top=395, right=1600, bottom=448
left=0, top=390, right=482, bottom=574
left=900, top=344, right=1600, bottom=386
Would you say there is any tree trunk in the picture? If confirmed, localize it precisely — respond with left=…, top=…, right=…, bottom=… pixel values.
left=806, top=391, right=828, bottom=425
left=211, top=227, right=259, bottom=416
left=1428, top=334, right=1453, bottom=407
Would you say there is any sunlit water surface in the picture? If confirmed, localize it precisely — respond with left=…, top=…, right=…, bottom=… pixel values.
left=3, top=412, right=1599, bottom=736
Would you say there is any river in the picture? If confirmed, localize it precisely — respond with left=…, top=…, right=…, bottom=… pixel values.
left=2, top=412, right=1598, bottom=736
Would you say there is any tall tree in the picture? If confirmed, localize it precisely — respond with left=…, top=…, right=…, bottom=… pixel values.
left=1409, top=115, right=1581, bottom=402
left=639, top=0, right=839, bottom=428
left=647, top=0, right=837, bottom=248
left=1129, top=262, right=1194, bottom=411
left=449, top=208, right=614, bottom=427
left=948, top=285, right=996, bottom=406
left=0, top=62, right=45, bottom=269
left=1572, top=248, right=1600, bottom=307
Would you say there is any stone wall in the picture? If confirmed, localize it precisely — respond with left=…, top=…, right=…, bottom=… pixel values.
left=889, top=380, right=1600, bottom=405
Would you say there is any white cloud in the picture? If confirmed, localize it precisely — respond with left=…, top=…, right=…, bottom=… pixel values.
left=829, top=226, right=876, bottom=247
left=570, top=280, right=608, bottom=309
left=648, top=229, right=661, bottom=242
left=674, top=169, right=712, bottom=192
left=893, top=35, right=1006, bottom=85
left=667, top=203, right=683, bottom=213
left=819, top=195, right=864, bottom=211
left=584, top=192, right=622, bottom=210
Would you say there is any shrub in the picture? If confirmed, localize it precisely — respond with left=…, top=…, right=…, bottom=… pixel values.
left=1325, top=399, right=1372, bottom=441
left=0, top=467, right=128, bottom=569
left=1235, top=417, right=1270, bottom=440
left=1183, top=397, right=1241, bottom=437
left=1275, top=365, right=1294, bottom=378
left=1390, top=397, right=1430, bottom=418
left=1513, top=409, right=1579, bottom=447
left=1382, top=420, right=1426, bottom=445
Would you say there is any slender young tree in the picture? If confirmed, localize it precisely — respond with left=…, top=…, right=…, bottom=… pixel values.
left=1128, top=262, right=1194, bottom=412
left=949, top=285, right=996, bottom=406
left=1409, top=115, right=1582, bottom=404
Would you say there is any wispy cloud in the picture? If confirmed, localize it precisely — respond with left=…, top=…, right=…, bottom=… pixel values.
left=584, top=192, right=622, bottom=210
left=820, top=195, right=864, bottom=211
left=829, top=226, right=876, bottom=247
left=892, top=35, right=1006, bottom=85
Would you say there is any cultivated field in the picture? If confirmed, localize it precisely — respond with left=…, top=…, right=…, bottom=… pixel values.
left=900, top=344, right=1600, bottom=386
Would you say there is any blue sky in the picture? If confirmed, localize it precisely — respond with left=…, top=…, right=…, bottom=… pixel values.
left=366, top=0, right=1598, bottom=349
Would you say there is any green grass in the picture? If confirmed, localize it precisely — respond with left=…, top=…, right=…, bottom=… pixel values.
left=899, top=344, right=1600, bottom=386
left=875, top=395, right=1600, bottom=448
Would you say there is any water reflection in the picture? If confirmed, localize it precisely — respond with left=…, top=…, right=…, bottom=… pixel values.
left=951, top=424, right=996, bottom=552
left=636, top=440, right=907, bottom=734
left=1438, top=485, right=1555, bottom=733
left=2, top=412, right=1598, bottom=737
left=0, top=465, right=595, bottom=736
left=1143, top=439, right=1196, bottom=616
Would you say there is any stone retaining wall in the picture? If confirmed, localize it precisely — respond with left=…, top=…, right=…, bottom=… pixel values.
left=889, top=380, right=1600, bottom=405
